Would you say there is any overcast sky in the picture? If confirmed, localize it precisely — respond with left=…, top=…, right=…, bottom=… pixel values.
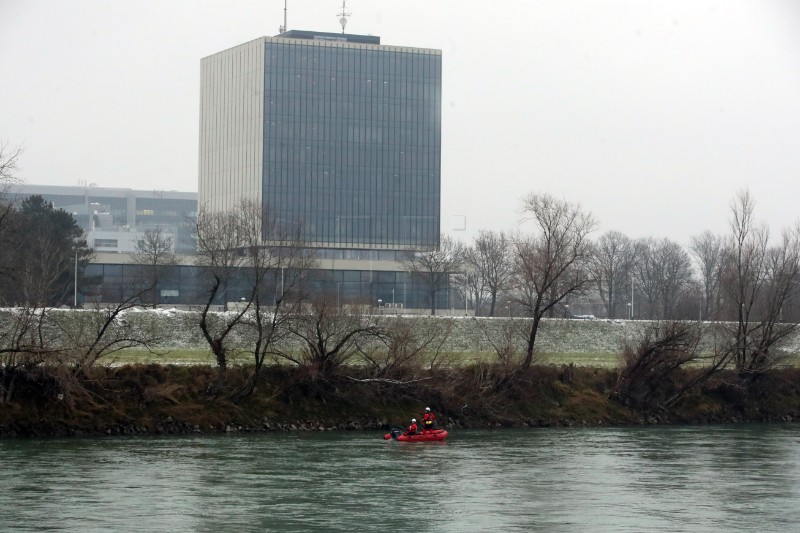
left=2, top=0, right=799, bottom=246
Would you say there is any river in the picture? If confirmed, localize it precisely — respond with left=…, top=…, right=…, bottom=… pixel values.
left=2, top=424, right=799, bottom=532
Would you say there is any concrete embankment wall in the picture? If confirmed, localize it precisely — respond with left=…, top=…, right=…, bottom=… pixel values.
left=72, top=310, right=665, bottom=353
left=427, top=316, right=647, bottom=354
left=5, top=308, right=797, bottom=358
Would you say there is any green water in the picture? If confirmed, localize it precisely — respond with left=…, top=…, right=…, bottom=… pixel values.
left=2, top=425, right=799, bottom=532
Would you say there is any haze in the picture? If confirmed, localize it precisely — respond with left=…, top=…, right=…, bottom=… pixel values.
left=2, top=0, right=799, bottom=245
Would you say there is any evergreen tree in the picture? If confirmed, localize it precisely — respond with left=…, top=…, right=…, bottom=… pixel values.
left=0, top=195, right=93, bottom=307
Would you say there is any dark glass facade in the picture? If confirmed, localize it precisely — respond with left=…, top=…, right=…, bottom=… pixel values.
left=263, top=36, right=441, bottom=250
left=83, top=263, right=451, bottom=311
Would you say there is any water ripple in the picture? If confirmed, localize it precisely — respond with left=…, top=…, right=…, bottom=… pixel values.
left=1, top=425, right=799, bottom=532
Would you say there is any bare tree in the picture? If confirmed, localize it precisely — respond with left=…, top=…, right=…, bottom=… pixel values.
left=463, top=230, right=514, bottom=316
left=0, top=142, right=22, bottom=231
left=632, top=237, right=694, bottom=320
left=278, top=297, right=378, bottom=376
left=194, top=205, right=249, bottom=379
left=590, top=230, right=638, bottom=319
left=54, top=292, right=163, bottom=376
left=512, top=193, right=597, bottom=370
left=725, top=190, right=769, bottom=369
left=689, top=231, right=727, bottom=321
left=473, top=315, right=529, bottom=368
left=721, top=190, right=800, bottom=377
left=358, top=316, right=452, bottom=377
left=0, top=292, right=160, bottom=405
left=612, top=321, right=702, bottom=409
left=233, top=200, right=315, bottom=402
left=132, top=228, right=177, bottom=308
left=194, top=200, right=316, bottom=396
left=401, top=234, right=465, bottom=315
left=0, top=141, right=22, bottom=186
left=0, top=307, right=51, bottom=404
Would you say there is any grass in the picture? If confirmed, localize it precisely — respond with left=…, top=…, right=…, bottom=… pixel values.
left=538, top=352, right=621, bottom=367
left=108, top=347, right=800, bottom=369
left=109, top=348, right=216, bottom=366
left=108, top=348, right=624, bottom=368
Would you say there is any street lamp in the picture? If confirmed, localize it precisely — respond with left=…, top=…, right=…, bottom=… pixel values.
left=627, top=302, right=632, bottom=320
left=74, top=250, right=78, bottom=308
left=630, top=277, right=635, bottom=319
left=377, top=298, right=382, bottom=314
left=464, top=272, right=469, bottom=316
left=564, top=304, right=570, bottom=319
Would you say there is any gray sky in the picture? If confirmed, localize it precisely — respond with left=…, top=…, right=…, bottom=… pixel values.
left=2, top=0, right=799, bottom=246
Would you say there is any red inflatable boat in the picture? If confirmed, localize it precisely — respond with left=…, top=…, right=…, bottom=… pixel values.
left=384, top=429, right=448, bottom=442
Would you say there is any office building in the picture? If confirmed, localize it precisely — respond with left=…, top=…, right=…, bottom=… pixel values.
left=8, top=184, right=197, bottom=254
left=198, top=29, right=442, bottom=251
left=195, top=28, right=448, bottom=311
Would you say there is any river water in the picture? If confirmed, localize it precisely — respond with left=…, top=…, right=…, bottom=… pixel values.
left=2, top=424, right=799, bottom=532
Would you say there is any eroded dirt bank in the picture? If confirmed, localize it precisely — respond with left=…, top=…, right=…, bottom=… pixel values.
left=2, top=364, right=799, bottom=438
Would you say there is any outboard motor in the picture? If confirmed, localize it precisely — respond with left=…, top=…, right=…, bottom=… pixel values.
left=390, top=428, right=401, bottom=440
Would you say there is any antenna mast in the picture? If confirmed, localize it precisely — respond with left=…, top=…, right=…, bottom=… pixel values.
left=338, top=1, right=350, bottom=34
left=279, top=0, right=288, bottom=33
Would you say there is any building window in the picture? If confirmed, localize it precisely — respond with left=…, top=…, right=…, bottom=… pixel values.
left=94, top=239, right=118, bottom=249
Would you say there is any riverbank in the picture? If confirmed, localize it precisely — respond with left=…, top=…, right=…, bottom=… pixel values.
left=2, top=363, right=799, bottom=438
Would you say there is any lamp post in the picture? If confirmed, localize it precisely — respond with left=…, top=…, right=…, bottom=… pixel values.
left=565, top=304, right=569, bottom=319
left=630, top=277, right=635, bottom=320
left=464, top=272, right=468, bottom=316
left=377, top=298, right=382, bottom=315
left=73, top=250, right=78, bottom=308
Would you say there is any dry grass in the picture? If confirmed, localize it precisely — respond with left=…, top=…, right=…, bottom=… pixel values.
left=106, top=347, right=799, bottom=369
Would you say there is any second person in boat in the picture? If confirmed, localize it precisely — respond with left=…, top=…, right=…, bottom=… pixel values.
left=422, top=407, right=436, bottom=434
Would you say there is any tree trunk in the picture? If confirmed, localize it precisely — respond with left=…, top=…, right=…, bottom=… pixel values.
left=521, top=316, right=541, bottom=370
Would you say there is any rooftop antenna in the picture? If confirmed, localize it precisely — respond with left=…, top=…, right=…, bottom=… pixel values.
left=338, top=0, right=350, bottom=34
left=279, top=0, right=287, bottom=33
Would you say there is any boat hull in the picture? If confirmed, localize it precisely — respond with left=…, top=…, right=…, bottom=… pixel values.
left=384, top=429, right=448, bottom=442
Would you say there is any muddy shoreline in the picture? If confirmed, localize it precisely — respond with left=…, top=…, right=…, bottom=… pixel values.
left=2, top=364, right=799, bottom=438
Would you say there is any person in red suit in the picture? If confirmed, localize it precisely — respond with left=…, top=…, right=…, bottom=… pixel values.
left=422, top=407, right=436, bottom=434
left=404, top=418, right=418, bottom=436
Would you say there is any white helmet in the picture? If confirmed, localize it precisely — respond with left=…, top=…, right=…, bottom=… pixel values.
left=425, top=407, right=431, bottom=412
left=411, top=418, right=417, bottom=423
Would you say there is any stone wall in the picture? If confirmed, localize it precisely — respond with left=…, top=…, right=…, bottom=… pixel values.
left=421, top=316, right=647, bottom=354
left=1, top=308, right=798, bottom=357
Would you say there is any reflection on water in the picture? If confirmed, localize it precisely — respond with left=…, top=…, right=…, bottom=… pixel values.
left=2, top=425, right=799, bottom=532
